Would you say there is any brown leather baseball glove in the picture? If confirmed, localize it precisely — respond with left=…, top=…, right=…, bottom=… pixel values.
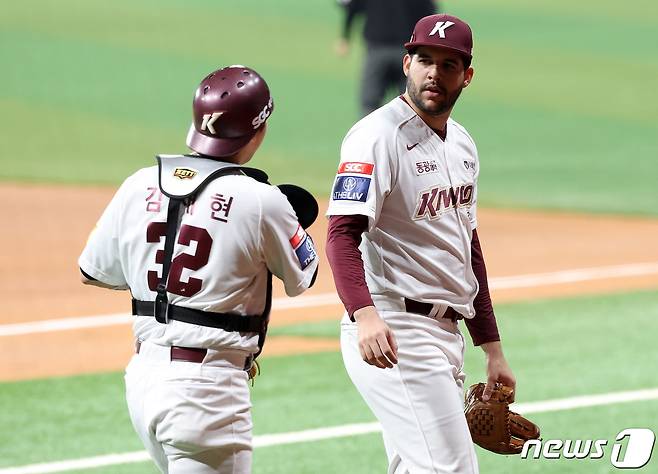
left=464, top=382, right=540, bottom=454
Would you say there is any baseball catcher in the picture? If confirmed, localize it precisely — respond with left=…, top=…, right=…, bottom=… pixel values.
left=79, top=65, right=319, bottom=474
left=464, top=383, right=541, bottom=454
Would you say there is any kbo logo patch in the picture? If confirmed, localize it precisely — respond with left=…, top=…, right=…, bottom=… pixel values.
left=332, top=176, right=370, bottom=202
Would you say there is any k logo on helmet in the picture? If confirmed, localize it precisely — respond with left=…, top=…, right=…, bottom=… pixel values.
left=200, top=112, right=223, bottom=135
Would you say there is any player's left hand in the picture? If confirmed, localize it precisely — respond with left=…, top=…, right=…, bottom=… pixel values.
left=481, top=341, right=516, bottom=401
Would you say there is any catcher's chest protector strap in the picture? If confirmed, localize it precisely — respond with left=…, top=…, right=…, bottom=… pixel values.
left=132, top=299, right=265, bottom=332
left=153, top=197, right=183, bottom=324
left=139, top=161, right=273, bottom=351
left=253, top=271, right=272, bottom=359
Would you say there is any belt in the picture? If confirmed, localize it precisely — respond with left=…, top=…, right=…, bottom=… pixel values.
left=403, top=298, right=462, bottom=321
left=135, top=341, right=251, bottom=368
left=136, top=341, right=207, bottom=362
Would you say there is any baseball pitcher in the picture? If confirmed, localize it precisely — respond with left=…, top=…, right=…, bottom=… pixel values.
left=326, top=14, right=522, bottom=473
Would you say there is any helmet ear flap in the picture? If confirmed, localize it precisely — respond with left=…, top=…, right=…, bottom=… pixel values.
left=186, top=66, right=274, bottom=158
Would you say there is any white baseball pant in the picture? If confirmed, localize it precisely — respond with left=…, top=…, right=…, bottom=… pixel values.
left=341, top=301, right=479, bottom=474
left=124, top=340, right=253, bottom=474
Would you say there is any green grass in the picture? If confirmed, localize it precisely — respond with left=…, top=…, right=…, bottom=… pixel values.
left=1, top=0, right=657, bottom=215
left=0, top=0, right=355, bottom=190
left=1, top=289, right=658, bottom=472
left=274, top=289, right=658, bottom=401
left=0, top=372, right=143, bottom=467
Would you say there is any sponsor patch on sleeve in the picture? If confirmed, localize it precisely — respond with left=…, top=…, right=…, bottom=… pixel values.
left=289, top=225, right=317, bottom=270
left=338, top=161, right=374, bottom=175
left=289, top=225, right=306, bottom=249
left=331, top=176, right=370, bottom=202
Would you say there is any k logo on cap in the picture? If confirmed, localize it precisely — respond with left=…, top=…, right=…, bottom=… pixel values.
left=429, top=21, right=455, bottom=38
left=404, top=14, right=473, bottom=61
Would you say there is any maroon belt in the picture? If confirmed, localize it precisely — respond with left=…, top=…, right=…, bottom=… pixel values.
left=135, top=341, right=207, bottom=363
left=403, top=298, right=462, bottom=321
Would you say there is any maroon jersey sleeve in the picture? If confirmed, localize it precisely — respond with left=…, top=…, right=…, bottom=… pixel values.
left=464, top=229, right=501, bottom=346
left=326, top=215, right=374, bottom=318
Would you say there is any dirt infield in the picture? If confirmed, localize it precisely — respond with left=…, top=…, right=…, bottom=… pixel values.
left=2, top=182, right=658, bottom=381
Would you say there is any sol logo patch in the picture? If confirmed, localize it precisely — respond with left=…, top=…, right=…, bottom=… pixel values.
left=332, top=176, right=370, bottom=202
left=338, top=162, right=374, bottom=175
left=289, top=224, right=317, bottom=270
left=173, top=167, right=198, bottom=180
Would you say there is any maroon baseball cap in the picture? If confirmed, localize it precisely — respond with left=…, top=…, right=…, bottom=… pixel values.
left=404, top=14, right=473, bottom=61
left=186, top=66, right=274, bottom=158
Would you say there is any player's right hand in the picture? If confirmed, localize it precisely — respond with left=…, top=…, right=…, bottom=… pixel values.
left=353, top=306, right=398, bottom=369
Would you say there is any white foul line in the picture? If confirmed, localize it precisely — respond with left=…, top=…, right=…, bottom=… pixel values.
left=2, top=262, right=658, bottom=337
left=1, top=387, right=657, bottom=474
left=0, top=314, right=134, bottom=337
left=490, top=262, right=658, bottom=289
left=0, top=452, right=153, bottom=474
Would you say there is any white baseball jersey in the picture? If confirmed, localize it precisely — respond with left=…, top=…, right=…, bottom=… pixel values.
left=79, top=155, right=318, bottom=353
left=326, top=97, right=479, bottom=317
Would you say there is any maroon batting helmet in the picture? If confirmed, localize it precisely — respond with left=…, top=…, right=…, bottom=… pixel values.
left=186, top=66, right=274, bottom=158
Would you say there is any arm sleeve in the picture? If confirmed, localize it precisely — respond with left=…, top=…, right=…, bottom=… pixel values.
left=261, top=186, right=319, bottom=297
left=326, top=214, right=373, bottom=319
left=463, top=229, right=501, bottom=346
